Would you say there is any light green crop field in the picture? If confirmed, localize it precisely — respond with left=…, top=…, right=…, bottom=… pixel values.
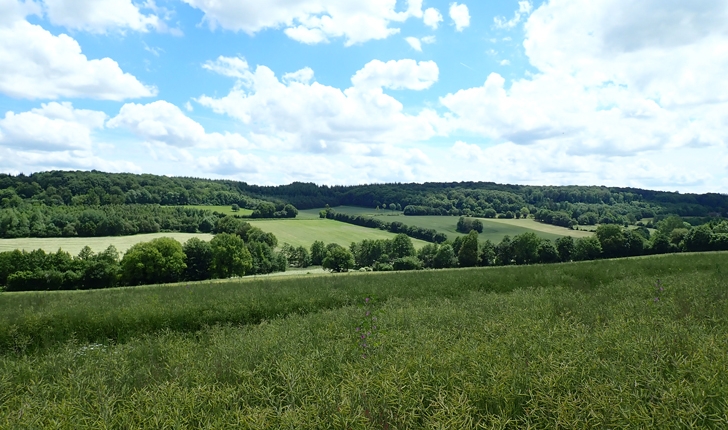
left=184, top=205, right=254, bottom=216
left=301, top=206, right=592, bottom=242
left=246, top=218, right=429, bottom=249
left=0, top=232, right=215, bottom=255
left=1, top=253, right=727, bottom=428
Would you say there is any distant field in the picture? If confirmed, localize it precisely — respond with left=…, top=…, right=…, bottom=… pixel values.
left=0, top=233, right=214, bottom=255
left=184, top=205, right=254, bottom=216
left=246, top=218, right=429, bottom=249
left=301, top=206, right=592, bottom=242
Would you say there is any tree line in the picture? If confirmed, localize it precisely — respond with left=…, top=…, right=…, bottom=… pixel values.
left=320, top=207, right=448, bottom=243
left=0, top=216, right=288, bottom=292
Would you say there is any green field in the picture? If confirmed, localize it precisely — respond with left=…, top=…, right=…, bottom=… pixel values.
left=301, top=206, right=592, bottom=242
left=246, top=218, right=429, bottom=249
left=1, top=253, right=726, bottom=427
left=184, top=205, right=254, bottom=216
left=0, top=232, right=215, bottom=255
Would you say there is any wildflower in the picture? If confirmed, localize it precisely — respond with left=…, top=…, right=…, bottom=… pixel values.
left=366, top=311, right=371, bottom=316
left=365, top=297, right=370, bottom=303
left=356, top=327, right=360, bottom=332
left=373, top=325, right=377, bottom=330
left=654, top=297, right=659, bottom=302
left=361, top=334, right=366, bottom=339
left=372, top=316, right=377, bottom=322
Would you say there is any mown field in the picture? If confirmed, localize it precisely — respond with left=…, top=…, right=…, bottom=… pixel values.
left=1, top=253, right=726, bottom=428
left=301, top=206, right=592, bottom=242
left=245, top=218, right=429, bottom=249
left=0, top=232, right=215, bottom=255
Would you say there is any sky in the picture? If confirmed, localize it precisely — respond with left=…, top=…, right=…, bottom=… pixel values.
left=0, top=0, right=727, bottom=193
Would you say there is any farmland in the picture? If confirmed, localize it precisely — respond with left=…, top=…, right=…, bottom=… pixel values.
left=0, top=232, right=214, bottom=255
left=184, top=205, right=254, bottom=216
left=1, top=252, right=727, bottom=427
left=301, top=206, right=592, bottom=242
left=245, top=218, right=430, bottom=249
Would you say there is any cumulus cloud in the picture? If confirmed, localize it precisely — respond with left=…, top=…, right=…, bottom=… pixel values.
left=449, top=2, right=470, bottom=32
left=197, top=150, right=263, bottom=175
left=197, top=57, right=443, bottom=153
left=494, top=1, right=532, bottom=29
left=0, top=16, right=156, bottom=100
left=107, top=100, right=253, bottom=149
left=0, top=146, right=141, bottom=174
left=0, top=102, right=106, bottom=151
left=43, top=0, right=161, bottom=33
left=180, top=0, right=425, bottom=46
left=423, top=7, right=443, bottom=29
left=351, top=59, right=438, bottom=90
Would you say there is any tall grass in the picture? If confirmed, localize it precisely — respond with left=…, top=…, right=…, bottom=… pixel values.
left=1, top=252, right=725, bottom=353
left=1, top=253, right=727, bottom=427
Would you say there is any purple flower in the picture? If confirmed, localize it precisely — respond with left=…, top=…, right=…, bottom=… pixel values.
left=365, top=311, right=371, bottom=316
left=654, top=297, right=660, bottom=302
left=365, top=298, right=370, bottom=303
left=373, top=326, right=377, bottom=330
left=361, top=334, right=366, bottom=339
left=356, top=327, right=360, bottom=332
left=367, top=332, right=371, bottom=336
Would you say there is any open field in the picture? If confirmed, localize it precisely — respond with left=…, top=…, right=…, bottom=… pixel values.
left=0, top=232, right=215, bottom=255
left=301, top=206, right=591, bottom=242
left=1, top=252, right=727, bottom=427
left=246, top=218, right=430, bottom=249
left=184, top=205, right=254, bottom=216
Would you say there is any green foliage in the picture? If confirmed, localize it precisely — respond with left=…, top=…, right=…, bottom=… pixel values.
left=456, top=216, right=484, bottom=233
left=120, top=237, right=186, bottom=285
left=458, top=230, right=480, bottom=267
left=555, top=236, right=575, bottom=262
left=310, top=240, right=326, bottom=266
left=1, top=254, right=727, bottom=428
left=322, top=244, right=355, bottom=273
left=210, top=233, right=252, bottom=278
left=183, top=238, right=213, bottom=281
left=574, top=236, right=603, bottom=261
left=511, top=232, right=541, bottom=265
left=433, top=244, right=457, bottom=269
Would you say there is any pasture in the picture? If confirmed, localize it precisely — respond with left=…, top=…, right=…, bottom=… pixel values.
left=1, top=252, right=726, bottom=428
left=245, top=218, right=430, bottom=249
left=0, top=232, right=214, bottom=255
left=301, top=206, right=592, bottom=242
left=184, top=205, right=254, bottom=216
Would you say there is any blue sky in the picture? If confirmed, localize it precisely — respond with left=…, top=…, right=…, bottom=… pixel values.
left=1, top=0, right=727, bottom=193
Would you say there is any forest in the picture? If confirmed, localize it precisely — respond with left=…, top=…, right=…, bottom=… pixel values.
left=1, top=170, right=727, bottom=239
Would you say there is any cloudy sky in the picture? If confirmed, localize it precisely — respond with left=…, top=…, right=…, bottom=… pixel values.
left=0, top=0, right=727, bottom=192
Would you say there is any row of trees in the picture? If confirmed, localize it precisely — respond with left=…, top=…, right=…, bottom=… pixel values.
left=0, top=217, right=289, bottom=291
left=302, top=218, right=728, bottom=275
left=320, top=208, right=447, bottom=243
left=456, top=217, right=484, bottom=233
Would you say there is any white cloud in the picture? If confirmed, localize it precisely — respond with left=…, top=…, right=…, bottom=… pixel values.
left=180, top=0, right=425, bottom=46
left=0, top=146, right=142, bottom=174
left=0, top=17, right=156, bottom=100
left=494, top=0, right=532, bottom=29
left=423, top=7, right=442, bottom=29
left=351, top=59, right=438, bottom=90
left=449, top=2, right=470, bottom=32
left=405, top=36, right=422, bottom=51
left=107, top=101, right=253, bottom=149
left=197, top=57, right=444, bottom=153
left=0, top=0, right=40, bottom=26
left=499, top=59, right=510, bottom=66
left=197, top=150, right=263, bottom=175
left=435, top=0, right=728, bottom=192
left=0, top=102, right=106, bottom=151
left=43, top=0, right=161, bottom=33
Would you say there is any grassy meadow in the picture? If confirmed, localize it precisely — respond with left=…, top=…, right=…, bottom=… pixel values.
left=301, top=206, right=592, bottom=242
left=0, top=232, right=215, bottom=255
left=184, top=205, right=254, bottom=216
left=1, top=253, right=727, bottom=427
left=245, top=218, right=429, bottom=250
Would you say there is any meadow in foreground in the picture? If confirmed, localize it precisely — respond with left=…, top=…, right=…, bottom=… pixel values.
left=1, top=253, right=727, bottom=428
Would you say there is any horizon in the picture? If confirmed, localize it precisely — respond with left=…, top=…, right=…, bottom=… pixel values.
left=1, top=0, right=727, bottom=193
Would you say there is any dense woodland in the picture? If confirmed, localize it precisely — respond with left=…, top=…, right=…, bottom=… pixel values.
left=2, top=171, right=727, bottom=239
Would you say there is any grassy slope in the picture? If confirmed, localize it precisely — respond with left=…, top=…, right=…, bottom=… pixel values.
left=301, top=206, right=592, bottom=242
left=183, top=205, right=254, bottom=216
left=1, top=253, right=726, bottom=428
left=0, top=232, right=215, bottom=255
left=246, top=218, right=429, bottom=250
